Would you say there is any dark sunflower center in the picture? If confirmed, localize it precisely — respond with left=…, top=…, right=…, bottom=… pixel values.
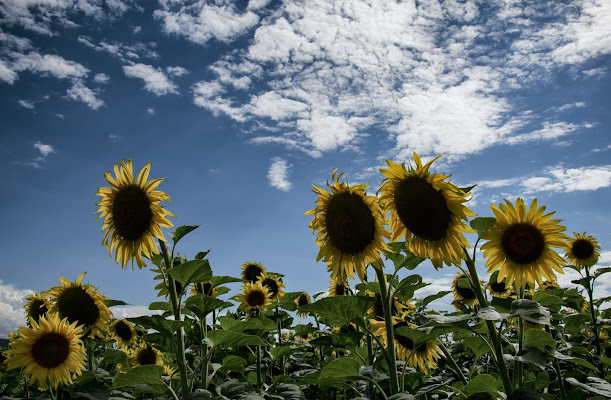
left=335, top=284, right=346, bottom=296
left=572, top=239, right=594, bottom=260
left=114, top=321, right=132, bottom=341
left=455, top=277, right=477, bottom=300
left=137, top=348, right=158, bottom=365
left=490, top=281, right=507, bottom=293
left=29, top=299, right=48, bottom=322
left=112, top=185, right=152, bottom=241
left=246, top=290, right=266, bottom=307
left=202, top=282, right=212, bottom=295
left=297, top=294, right=309, bottom=307
left=243, top=265, right=264, bottom=282
left=501, top=223, right=545, bottom=265
left=31, top=333, right=70, bottom=368
left=373, top=293, right=398, bottom=319
left=393, top=176, right=451, bottom=242
left=325, top=192, right=376, bottom=255
left=57, top=287, right=100, bottom=328
left=262, top=278, right=279, bottom=297
left=339, top=324, right=356, bottom=333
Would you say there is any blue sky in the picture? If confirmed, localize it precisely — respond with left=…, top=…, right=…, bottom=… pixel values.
left=1, top=0, right=610, bottom=337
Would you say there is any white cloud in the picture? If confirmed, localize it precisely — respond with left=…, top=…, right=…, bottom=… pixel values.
left=583, top=67, right=607, bottom=77
left=166, top=66, right=189, bottom=77
left=147, top=108, right=155, bottom=115
left=94, top=73, right=110, bottom=83
left=0, top=280, right=33, bottom=338
left=267, top=157, right=293, bottom=191
left=66, top=80, right=105, bottom=110
left=0, top=60, right=18, bottom=84
left=505, top=122, right=584, bottom=145
left=18, top=99, right=34, bottom=109
left=108, top=133, right=121, bottom=143
left=12, top=52, right=89, bottom=80
left=78, top=36, right=159, bottom=61
left=154, top=0, right=260, bottom=45
left=34, top=141, right=55, bottom=157
left=123, top=63, right=178, bottom=95
left=592, top=144, right=611, bottom=152
left=109, top=305, right=160, bottom=319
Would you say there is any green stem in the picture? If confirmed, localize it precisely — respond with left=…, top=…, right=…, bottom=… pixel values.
left=196, top=282, right=209, bottom=390
left=256, top=345, right=262, bottom=389
left=358, top=376, right=389, bottom=400
left=367, top=332, right=375, bottom=399
left=545, top=327, right=567, bottom=400
left=48, top=387, right=56, bottom=400
left=516, top=288, right=525, bottom=388
left=375, top=267, right=399, bottom=395
left=584, top=265, right=604, bottom=377
left=463, top=248, right=512, bottom=396
left=160, top=240, right=189, bottom=399
left=438, top=341, right=467, bottom=386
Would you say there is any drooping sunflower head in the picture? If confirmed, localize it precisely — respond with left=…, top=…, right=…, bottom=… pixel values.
left=537, top=280, right=560, bottom=292
left=6, top=313, right=86, bottom=388
left=328, top=278, right=349, bottom=297
left=565, top=232, right=600, bottom=269
left=306, top=169, right=391, bottom=282
left=295, top=292, right=311, bottom=317
left=237, top=281, right=272, bottom=313
left=481, top=198, right=567, bottom=289
left=46, top=273, right=112, bottom=338
left=190, top=281, right=220, bottom=298
left=130, top=344, right=163, bottom=367
left=241, top=262, right=266, bottom=283
left=452, top=274, right=478, bottom=307
left=486, top=272, right=510, bottom=298
left=379, top=153, right=475, bottom=269
left=24, top=293, right=50, bottom=326
left=109, top=319, right=138, bottom=349
left=260, top=275, right=286, bottom=302
left=95, top=160, right=176, bottom=269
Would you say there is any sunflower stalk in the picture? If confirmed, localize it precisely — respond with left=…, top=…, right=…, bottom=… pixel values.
left=160, top=240, right=190, bottom=399
left=584, top=264, right=604, bottom=377
left=516, top=287, right=525, bottom=388
left=196, top=282, right=209, bottom=390
left=375, top=267, right=399, bottom=395
left=438, top=341, right=467, bottom=385
left=546, top=326, right=567, bottom=400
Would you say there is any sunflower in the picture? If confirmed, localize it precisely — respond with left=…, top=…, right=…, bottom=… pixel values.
left=190, top=281, right=220, bottom=298
left=236, top=281, right=272, bottom=313
left=487, top=272, right=510, bottom=298
left=260, top=275, right=286, bottom=301
left=305, top=169, right=391, bottom=282
left=24, top=293, right=50, bottom=326
left=481, top=198, right=567, bottom=289
left=452, top=274, right=478, bottom=307
left=565, top=232, right=600, bottom=269
left=372, top=317, right=441, bottom=373
left=537, top=280, right=560, bottom=292
left=5, top=313, right=86, bottom=388
left=328, top=279, right=349, bottom=297
left=46, top=272, right=112, bottom=338
left=130, top=344, right=163, bottom=367
left=379, top=154, right=475, bottom=269
left=152, top=266, right=185, bottom=298
left=95, top=160, right=175, bottom=269
left=109, top=319, right=138, bottom=349
left=366, top=291, right=412, bottom=320
left=241, top=262, right=266, bottom=283
left=162, top=364, right=178, bottom=378
left=295, top=292, right=311, bottom=317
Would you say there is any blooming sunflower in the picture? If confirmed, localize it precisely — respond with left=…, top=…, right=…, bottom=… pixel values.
left=24, top=293, right=50, bottom=326
left=130, top=344, right=163, bottom=367
left=328, top=279, right=349, bottom=296
left=452, top=274, right=478, bottom=307
left=537, top=280, right=560, bottom=292
left=260, top=275, right=286, bottom=302
left=305, top=169, right=391, bottom=282
left=6, top=313, right=86, bottom=388
left=295, top=292, right=311, bottom=317
left=190, top=281, right=220, bottom=298
left=241, top=262, right=266, bottom=283
left=565, top=232, right=601, bottom=269
left=109, top=319, right=138, bottom=349
left=481, top=198, right=567, bottom=289
left=487, top=274, right=511, bottom=299
left=95, top=160, right=175, bottom=269
left=379, top=153, right=475, bottom=269
left=46, top=272, right=112, bottom=338
left=236, top=281, right=272, bottom=313
left=372, top=318, right=441, bottom=373
left=366, top=291, right=413, bottom=320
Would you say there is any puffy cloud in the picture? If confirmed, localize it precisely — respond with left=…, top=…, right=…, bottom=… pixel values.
left=94, top=73, right=110, bottom=83
left=166, top=66, right=189, bottom=77
left=0, top=60, right=18, bottom=84
left=11, top=52, right=89, bottom=80
left=66, top=80, right=105, bottom=109
left=34, top=141, right=55, bottom=157
left=267, top=157, right=293, bottom=191
left=78, top=36, right=159, bottom=62
left=0, top=280, right=33, bottom=338
left=18, top=99, right=34, bottom=109
left=123, top=63, right=178, bottom=96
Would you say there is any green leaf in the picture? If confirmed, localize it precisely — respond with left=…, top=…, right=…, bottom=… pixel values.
left=510, top=299, right=551, bottom=325
left=216, top=379, right=255, bottom=398
left=547, top=349, right=598, bottom=371
left=278, top=291, right=303, bottom=312
left=102, top=349, right=128, bottom=366
left=571, top=277, right=592, bottom=288
left=207, top=330, right=265, bottom=348
left=566, top=377, right=611, bottom=398
left=299, top=296, right=375, bottom=326
left=318, top=357, right=362, bottom=390
left=148, top=301, right=173, bottom=312
left=184, top=295, right=233, bottom=320
left=524, top=330, right=555, bottom=351
left=511, top=387, right=542, bottom=400
left=532, top=292, right=564, bottom=307
left=238, top=314, right=277, bottom=332
left=210, top=276, right=242, bottom=286
left=394, top=274, right=430, bottom=300
left=222, top=355, right=246, bottom=374
left=490, top=296, right=513, bottom=313
left=195, top=250, right=210, bottom=260
left=457, top=278, right=471, bottom=289
left=465, top=374, right=498, bottom=396
left=310, top=332, right=364, bottom=349
left=170, top=225, right=200, bottom=245
left=594, top=267, right=611, bottom=280
left=104, top=299, right=128, bottom=307
left=463, top=336, right=491, bottom=358
left=515, top=347, right=547, bottom=370
left=127, top=315, right=189, bottom=334
left=477, top=306, right=510, bottom=321
left=271, top=346, right=291, bottom=359
left=420, top=291, right=451, bottom=308
left=167, top=259, right=212, bottom=287
left=112, top=365, right=164, bottom=389
left=273, top=383, right=306, bottom=400
left=186, top=389, right=212, bottom=400
left=384, top=245, right=426, bottom=272
left=387, top=394, right=416, bottom=400
left=470, top=217, right=496, bottom=237
left=458, top=184, right=477, bottom=194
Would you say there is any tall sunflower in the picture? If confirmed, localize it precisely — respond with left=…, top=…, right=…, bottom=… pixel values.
left=95, top=160, right=175, bottom=269
left=130, top=344, right=163, bottom=367
left=295, top=292, right=311, bottom=317
left=24, top=293, right=50, bottom=326
left=241, top=262, right=266, bottom=283
left=46, top=272, right=112, bottom=338
left=328, top=279, right=349, bottom=296
left=379, top=153, right=475, bottom=269
left=306, top=169, right=391, bottom=282
left=236, top=281, right=272, bottom=313
left=109, top=319, right=138, bottom=349
left=565, top=232, right=600, bottom=269
left=6, top=313, right=86, bottom=388
left=451, top=274, right=479, bottom=307
left=260, top=275, right=286, bottom=301
left=481, top=198, right=567, bottom=289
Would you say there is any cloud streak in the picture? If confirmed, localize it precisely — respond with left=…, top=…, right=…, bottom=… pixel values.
left=267, top=157, right=293, bottom=191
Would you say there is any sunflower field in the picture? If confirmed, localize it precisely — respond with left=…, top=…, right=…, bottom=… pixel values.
left=2, top=154, right=611, bottom=400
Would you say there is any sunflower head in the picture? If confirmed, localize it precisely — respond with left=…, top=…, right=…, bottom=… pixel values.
left=295, top=292, right=311, bottom=317
left=110, top=319, right=138, bottom=349
left=6, top=313, right=86, bottom=388
left=190, top=281, right=220, bottom=298
left=306, top=169, right=391, bottom=282
left=487, top=272, right=510, bottom=298
left=452, top=273, right=478, bottom=307
left=95, top=160, right=176, bottom=269
left=537, top=280, right=560, bottom=292
left=328, top=279, right=349, bottom=297
left=481, top=198, right=567, bottom=289
left=241, top=262, right=266, bottom=283
left=130, top=344, right=163, bottom=367
left=565, top=232, right=600, bottom=269
left=379, top=153, right=475, bottom=269
left=46, top=272, right=112, bottom=338
left=260, top=275, right=286, bottom=302
left=237, top=281, right=272, bottom=313
left=24, top=293, right=50, bottom=326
